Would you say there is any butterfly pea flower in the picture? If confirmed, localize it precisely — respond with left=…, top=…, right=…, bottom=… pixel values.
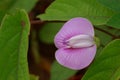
left=54, top=18, right=97, bottom=70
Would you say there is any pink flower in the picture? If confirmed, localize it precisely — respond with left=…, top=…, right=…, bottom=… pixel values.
left=54, top=18, right=96, bottom=70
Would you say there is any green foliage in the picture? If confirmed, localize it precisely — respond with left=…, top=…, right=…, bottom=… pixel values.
left=107, top=14, right=120, bottom=29
left=95, top=28, right=112, bottom=46
left=95, top=25, right=120, bottom=45
left=94, top=25, right=120, bottom=57
left=82, top=39, right=120, bottom=80
left=97, top=0, right=120, bottom=12
left=0, top=9, right=30, bottom=80
left=51, top=61, right=76, bottom=80
left=0, top=0, right=37, bottom=22
left=39, top=22, right=64, bottom=43
left=38, top=0, right=114, bottom=25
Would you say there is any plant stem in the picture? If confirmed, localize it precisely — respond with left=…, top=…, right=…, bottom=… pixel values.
left=94, top=27, right=117, bottom=38
left=30, top=20, right=44, bottom=24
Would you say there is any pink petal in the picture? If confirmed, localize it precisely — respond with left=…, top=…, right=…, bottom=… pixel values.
left=54, top=17, right=94, bottom=48
left=55, top=45, right=96, bottom=70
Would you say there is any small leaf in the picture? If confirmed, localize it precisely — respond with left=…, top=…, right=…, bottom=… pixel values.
left=82, top=39, right=120, bottom=80
left=39, top=22, right=63, bottom=43
left=30, top=74, right=39, bottom=80
left=107, top=14, right=120, bottom=29
left=31, top=30, right=41, bottom=64
left=97, top=0, right=120, bottom=12
left=51, top=61, right=76, bottom=80
left=38, top=0, right=114, bottom=25
left=0, top=9, right=30, bottom=80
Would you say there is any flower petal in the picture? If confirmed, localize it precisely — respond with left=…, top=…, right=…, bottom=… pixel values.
left=55, top=45, right=96, bottom=70
left=54, top=17, right=94, bottom=48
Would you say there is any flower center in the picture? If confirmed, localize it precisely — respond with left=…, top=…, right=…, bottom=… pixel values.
left=65, top=34, right=95, bottom=48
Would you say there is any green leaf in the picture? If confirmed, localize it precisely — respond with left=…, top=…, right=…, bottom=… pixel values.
left=51, top=61, right=76, bottom=80
left=94, top=25, right=119, bottom=57
left=97, top=26, right=120, bottom=36
left=30, top=74, right=39, bottom=80
left=0, top=0, right=37, bottom=22
left=82, top=39, right=120, bottom=80
left=97, top=0, right=120, bottom=12
left=0, top=9, right=30, bottom=80
left=95, top=25, right=120, bottom=46
left=0, top=0, right=37, bottom=11
left=38, top=0, right=114, bottom=25
left=95, top=28, right=112, bottom=46
left=107, top=14, right=120, bottom=29
left=39, top=22, right=64, bottom=43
